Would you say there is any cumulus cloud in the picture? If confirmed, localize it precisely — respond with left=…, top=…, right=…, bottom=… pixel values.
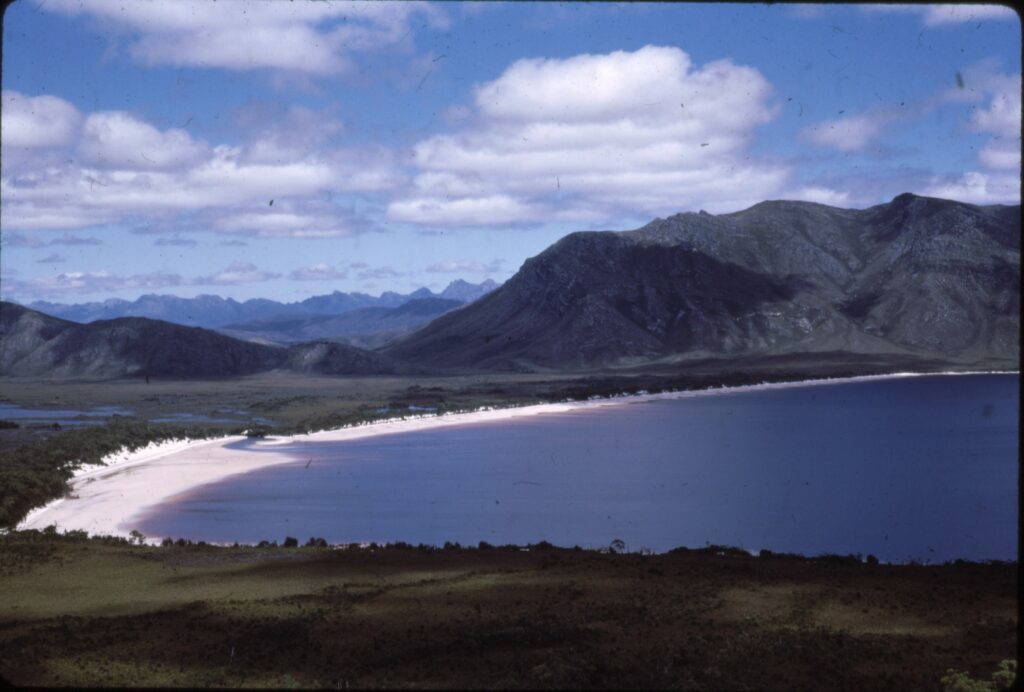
left=426, top=259, right=504, bottom=274
left=194, top=261, right=280, bottom=286
left=387, top=45, right=788, bottom=226
left=289, top=263, right=349, bottom=281
left=783, top=186, right=851, bottom=207
left=79, top=111, right=208, bottom=169
left=923, top=171, right=1019, bottom=205
left=863, top=4, right=1018, bottom=26
left=1, top=97, right=403, bottom=237
left=1, top=90, right=80, bottom=149
left=800, top=111, right=896, bottom=152
left=44, top=0, right=449, bottom=74
left=970, top=76, right=1022, bottom=172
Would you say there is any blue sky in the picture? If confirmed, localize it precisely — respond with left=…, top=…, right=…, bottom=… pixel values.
left=1, top=1, right=1019, bottom=304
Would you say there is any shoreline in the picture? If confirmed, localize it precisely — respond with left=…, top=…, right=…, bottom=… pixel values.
left=15, top=369, right=1016, bottom=542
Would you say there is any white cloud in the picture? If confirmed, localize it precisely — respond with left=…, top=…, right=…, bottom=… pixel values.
left=79, top=111, right=208, bottom=169
left=862, top=4, right=1018, bottom=26
left=970, top=75, right=1022, bottom=171
left=387, top=45, right=788, bottom=226
left=194, top=261, right=280, bottom=286
left=922, top=4, right=1018, bottom=26
left=923, top=171, right=1020, bottom=205
left=45, top=0, right=449, bottom=74
left=426, top=259, right=504, bottom=274
left=801, top=112, right=893, bottom=152
left=1, top=99, right=403, bottom=237
left=6, top=270, right=185, bottom=296
left=289, top=263, right=349, bottom=281
left=0, top=90, right=80, bottom=149
left=784, top=186, right=851, bottom=207
left=36, top=253, right=67, bottom=264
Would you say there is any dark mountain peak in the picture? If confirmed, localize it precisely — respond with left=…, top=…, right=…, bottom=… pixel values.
left=384, top=194, right=1019, bottom=371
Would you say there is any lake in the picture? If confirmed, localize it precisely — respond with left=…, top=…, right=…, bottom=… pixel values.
left=137, top=374, right=1018, bottom=562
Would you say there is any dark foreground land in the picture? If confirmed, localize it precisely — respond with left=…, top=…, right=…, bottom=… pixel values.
left=0, top=532, right=1016, bottom=689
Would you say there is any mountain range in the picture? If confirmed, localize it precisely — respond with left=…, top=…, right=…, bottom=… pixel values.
left=382, top=193, right=1019, bottom=371
left=27, top=279, right=498, bottom=329
left=2, top=194, right=1019, bottom=378
left=217, top=297, right=466, bottom=348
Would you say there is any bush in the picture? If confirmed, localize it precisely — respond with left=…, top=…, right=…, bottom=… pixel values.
left=941, top=660, right=1017, bottom=692
left=283, top=536, right=298, bottom=548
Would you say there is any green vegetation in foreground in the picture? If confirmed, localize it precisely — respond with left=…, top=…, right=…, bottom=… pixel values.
left=0, top=530, right=1016, bottom=689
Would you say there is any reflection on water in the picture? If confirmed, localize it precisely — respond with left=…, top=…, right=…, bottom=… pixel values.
left=138, top=375, right=1019, bottom=562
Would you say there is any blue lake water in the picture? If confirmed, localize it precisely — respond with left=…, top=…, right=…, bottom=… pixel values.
left=137, top=374, right=1019, bottom=562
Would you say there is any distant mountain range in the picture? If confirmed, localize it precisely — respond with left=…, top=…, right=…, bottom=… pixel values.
left=383, top=193, right=1019, bottom=371
left=3, top=194, right=1018, bottom=378
left=217, top=297, right=466, bottom=348
left=27, top=279, right=499, bottom=329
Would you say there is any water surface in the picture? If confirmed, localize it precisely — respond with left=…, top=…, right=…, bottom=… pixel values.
left=138, top=374, right=1018, bottom=562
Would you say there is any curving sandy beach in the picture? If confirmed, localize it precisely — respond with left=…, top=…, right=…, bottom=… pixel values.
left=16, top=371, right=1010, bottom=542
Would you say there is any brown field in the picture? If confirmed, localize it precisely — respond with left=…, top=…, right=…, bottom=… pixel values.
left=0, top=532, right=1016, bottom=689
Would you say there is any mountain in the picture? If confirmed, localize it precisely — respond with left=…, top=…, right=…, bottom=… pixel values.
left=218, top=297, right=465, bottom=348
left=440, top=279, right=499, bottom=303
left=0, top=302, right=399, bottom=378
left=383, top=194, right=1020, bottom=371
left=26, top=279, right=500, bottom=329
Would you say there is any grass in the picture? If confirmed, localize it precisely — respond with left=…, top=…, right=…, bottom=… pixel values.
left=0, top=531, right=1016, bottom=689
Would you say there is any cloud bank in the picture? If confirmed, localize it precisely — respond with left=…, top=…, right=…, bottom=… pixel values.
left=388, top=45, right=790, bottom=226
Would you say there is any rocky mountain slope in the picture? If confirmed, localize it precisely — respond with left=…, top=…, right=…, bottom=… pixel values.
left=0, top=303, right=399, bottom=378
left=384, top=194, right=1020, bottom=371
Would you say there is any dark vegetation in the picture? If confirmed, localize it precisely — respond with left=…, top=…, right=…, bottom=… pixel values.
left=0, top=530, right=1015, bottom=689
left=0, top=417, right=229, bottom=528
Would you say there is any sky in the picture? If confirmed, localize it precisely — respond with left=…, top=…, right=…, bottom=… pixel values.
left=0, top=1, right=1019, bottom=304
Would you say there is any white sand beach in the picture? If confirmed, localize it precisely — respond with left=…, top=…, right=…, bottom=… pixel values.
left=15, top=370, right=1010, bottom=542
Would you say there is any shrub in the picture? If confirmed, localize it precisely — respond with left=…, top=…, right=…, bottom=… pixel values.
left=941, top=660, right=1017, bottom=692
left=283, top=536, right=298, bottom=548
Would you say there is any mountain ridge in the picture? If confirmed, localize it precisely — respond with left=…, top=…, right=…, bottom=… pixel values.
left=383, top=193, right=1020, bottom=371
left=23, top=279, right=499, bottom=329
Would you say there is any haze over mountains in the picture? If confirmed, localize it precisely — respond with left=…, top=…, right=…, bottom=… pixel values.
left=2, top=194, right=1019, bottom=378
left=27, top=279, right=499, bottom=329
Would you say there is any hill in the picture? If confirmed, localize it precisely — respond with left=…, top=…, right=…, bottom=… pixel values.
left=0, top=303, right=399, bottom=378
